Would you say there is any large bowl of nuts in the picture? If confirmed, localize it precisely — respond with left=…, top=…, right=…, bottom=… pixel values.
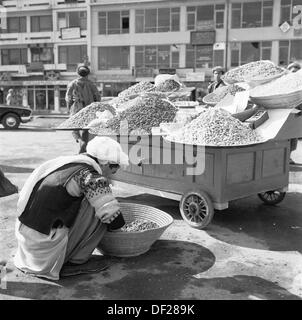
left=97, top=203, right=174, bottom=257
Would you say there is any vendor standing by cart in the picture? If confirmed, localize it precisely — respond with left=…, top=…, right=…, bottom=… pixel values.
left=287, top=62, right=301, bottom=164
left=207, top=66, right=226, bottom=94
left=14, top=137, right=129, bottom=280
left=66, top=65, right=101, bottom=153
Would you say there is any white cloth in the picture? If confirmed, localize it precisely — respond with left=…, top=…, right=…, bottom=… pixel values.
left=17, top=154, right=102, bottom=216
left=14, top=220, right=69, bottom=280
left=86, top=137, right=129, bottom=167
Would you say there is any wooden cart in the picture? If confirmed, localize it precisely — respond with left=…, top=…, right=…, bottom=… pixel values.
left=89, top=132, right=290, bottom=229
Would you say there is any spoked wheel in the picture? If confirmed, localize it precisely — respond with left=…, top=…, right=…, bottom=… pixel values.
left=179, top=190, right=214, bottom=229
left=258, top=190, right=286, bottom=205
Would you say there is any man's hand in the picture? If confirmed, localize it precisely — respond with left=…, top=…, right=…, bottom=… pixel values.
left=95, top=199, right=120, bottom=223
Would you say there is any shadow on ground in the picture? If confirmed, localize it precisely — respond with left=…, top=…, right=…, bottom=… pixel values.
left=1, top=240, right=215, bottom=300
left=1, top=240, right=300, bottom=300
left=118, top=193, right=302, bottom=253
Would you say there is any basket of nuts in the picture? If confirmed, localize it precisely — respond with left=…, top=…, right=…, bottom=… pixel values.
left=97, top=203, right=174, bottom=257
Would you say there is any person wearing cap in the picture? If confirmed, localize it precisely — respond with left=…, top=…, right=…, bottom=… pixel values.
left=287, top=62, right=301, bottom=164
left=65, top=65, right=101, bottom=153
left=14, top=137, right=129, bottom=280
left=207, top=66, right=226, bottom=94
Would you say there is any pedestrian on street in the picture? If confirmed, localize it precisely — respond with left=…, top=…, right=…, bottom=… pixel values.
left=207, top=66, right=226, bottom=94
left=14, top=137, right=129, bottom=280
left=6, top=89, right=15, bottom=106
left=287, top=62, right=301, bottom=165
left=65, top=65, right=101, bottom=154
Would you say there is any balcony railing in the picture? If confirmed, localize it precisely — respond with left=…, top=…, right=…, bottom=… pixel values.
left=1, top=0, right=52, bottom=10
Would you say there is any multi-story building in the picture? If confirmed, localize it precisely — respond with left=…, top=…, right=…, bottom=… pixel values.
left=90, top=0, right=302, bottom=97
left=0, top=0, right=302, bottom=113
left=0, top=0, right=88, bottom=113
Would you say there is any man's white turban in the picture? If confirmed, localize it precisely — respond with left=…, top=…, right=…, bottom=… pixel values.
left=86, top=137, right=129, bottom=167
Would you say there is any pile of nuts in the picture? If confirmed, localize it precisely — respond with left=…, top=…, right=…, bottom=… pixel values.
left=105, top=94, right=177, bottom=134
left=203, top=84, right=246, bottom=105
left=117, top=219, right=159, bottom=232
left=153, top=79, right=181, bottom=92
left=250, top=70, right=302, bottom=96
left=222, top=60, right=285, bottom=83
left=110, top=81, right=154, bottom=109
left=58, top=102, right=116, bottom=129
left=167, top=108, right=263, bottom=146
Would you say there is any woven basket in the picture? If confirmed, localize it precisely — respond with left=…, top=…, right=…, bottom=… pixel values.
left=97, top=203, right=174, bottom=257
left=250, top=90, right=302, bottom=109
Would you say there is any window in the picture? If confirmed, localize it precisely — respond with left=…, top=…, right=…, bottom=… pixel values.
left=28, top=86, right=54, bottom=111
left=186, top=4, right=224, bottom=30
left=58, top=45, right=87, bottom=71
left=279, top=40, right=289, bottom=66
left=57, top=11, right=87, bottom=30
left=31, top=16, right=52, bottom=32
left=135, top=7, right=180, bottom=33
left=98, top=11, right=129, bottom=34
left=98, top=46, right=130, bottom=70
left=1, top=48, right=28, bottom=65
left=230, top=41, right=272, bottom=66
left=186, top=45, right=213, bottom=69
left=231, top=1, right=273, bottom=28
left=280, top=0, right=302, bottom=25
left=31, top=47, right=54, bottom=63
left=135, top=45, right=179, bottom=69
left=6, top=17, right=26, bottom=33
left=279, top=39, right=302, bottom=65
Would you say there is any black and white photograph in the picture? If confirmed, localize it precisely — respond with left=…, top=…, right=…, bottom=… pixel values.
left=0, top=0, right=302, bottom=306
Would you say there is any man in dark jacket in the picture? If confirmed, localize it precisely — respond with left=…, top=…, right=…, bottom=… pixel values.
left=207, top=66, right=226, bottom=94
left=66, top=65, right=101, bottom=153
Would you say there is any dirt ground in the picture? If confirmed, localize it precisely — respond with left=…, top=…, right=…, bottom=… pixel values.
left=0, top=120, right=302, bottom=300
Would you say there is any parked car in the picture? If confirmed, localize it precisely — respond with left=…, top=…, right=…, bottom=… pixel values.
left=0, top=105, right=32, bottom=129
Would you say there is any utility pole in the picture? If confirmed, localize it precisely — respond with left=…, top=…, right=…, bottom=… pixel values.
left=225, top=0, right=230, bottom=72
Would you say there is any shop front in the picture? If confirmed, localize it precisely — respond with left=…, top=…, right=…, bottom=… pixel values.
left=0, top=80, right=70, bottom=114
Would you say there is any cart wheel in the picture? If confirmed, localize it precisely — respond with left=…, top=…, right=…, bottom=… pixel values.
left=179, top=190, right=214, bottom=229
left=258, top=190, right=286, bottom=205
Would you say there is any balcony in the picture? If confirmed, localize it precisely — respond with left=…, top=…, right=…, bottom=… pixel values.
left=53, top=0, right=86, bottom=9
left=0, top=32, right=54, bottom=45
left=1, top=0, right=52, bottom=11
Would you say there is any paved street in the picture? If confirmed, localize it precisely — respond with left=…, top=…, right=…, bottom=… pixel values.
left=0, top=124, right=302, bottom=300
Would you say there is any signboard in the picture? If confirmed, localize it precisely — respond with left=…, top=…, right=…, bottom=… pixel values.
left=186, top=72, right=205, bottom=82
left=191, top=31, right=216, bottom=45
left=196, top=20, right=215, bottom=31
left=61, top=27, right=81, bottom=40
left=279, top=21, right=291, bottom=33
left=213, top=42, right=225, bottom=50
left=159, top=68, right=176, bottom=75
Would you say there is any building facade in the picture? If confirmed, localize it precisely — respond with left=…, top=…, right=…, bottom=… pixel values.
left=0, top=0, right=302, bottom=112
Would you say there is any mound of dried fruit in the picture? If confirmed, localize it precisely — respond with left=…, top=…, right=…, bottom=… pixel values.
left=154, top=79, right=181, bottom=92
left=58, top=102, right=116, bottom=129
left=106, top=94, right=177, bottom=134
left=116, top=219, right=159, bottom=232
left=203, top=84, right=246, bottom=105
left=222, top=60, right=285, bottom=83
left=110, top=81, right=154, bottom=109
left=167, top=108, right=263, bottom=146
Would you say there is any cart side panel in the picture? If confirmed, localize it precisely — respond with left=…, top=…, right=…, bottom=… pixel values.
left=221, top=140, right=289, bottom=202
